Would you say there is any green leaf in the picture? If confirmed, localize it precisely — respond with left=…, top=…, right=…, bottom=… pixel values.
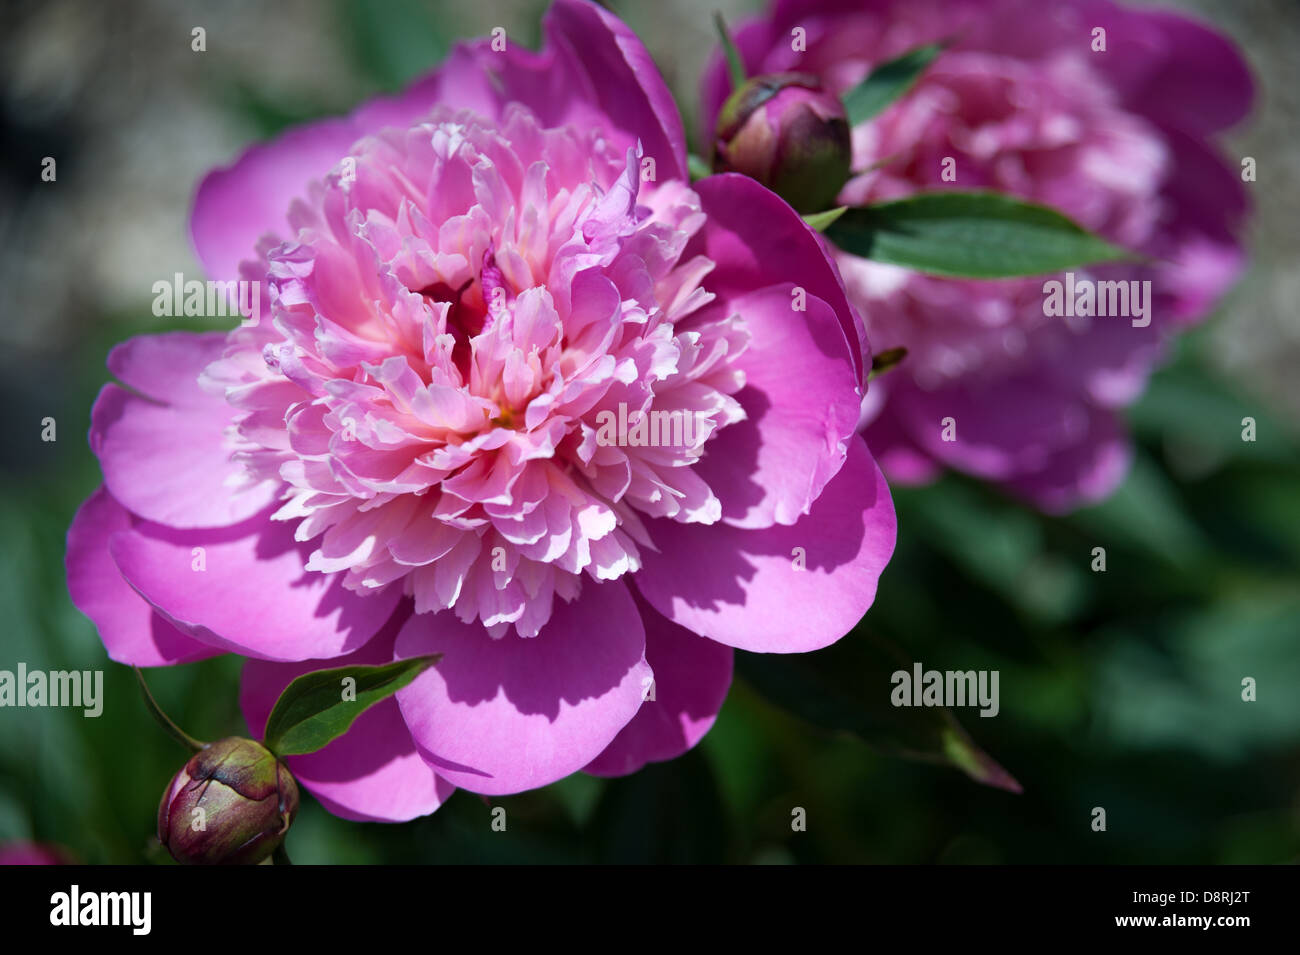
left=263, top=655, right=441, bottom=756
left=826, top=192, right=1132, bottom=278
left=842, top=43, right=944, bottom=126
left=735, top=632, right=1020, bottom=792
left=714, top=12, right=747, bottom=90
left=802, top=206, right=847, bottom=232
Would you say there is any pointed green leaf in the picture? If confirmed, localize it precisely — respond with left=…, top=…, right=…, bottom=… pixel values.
left=843, top=43, right=944, bottom=126
left=826, top=192, right=1133, bottom=278
left=735, top=632, right=1020, bottom=792
left=803, top=206, right=847, bottom=232
left=263, top=655, right=441, bottom=756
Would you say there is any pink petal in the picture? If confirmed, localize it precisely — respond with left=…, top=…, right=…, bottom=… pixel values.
left=636, top=436, right=896, bottom=653
left=108, top=510, right=401, bottom=661
left=192, top=119, right=365, bottom=284
left=65, top=486, right=218, bottom=667
left=693, top=173, right=868, bottom=385
left=240, top=609, right=454, bottom=823
left=394, top=579, right=650, bottom=795
left=539, top=0, right=688, bottom=181
left=90, top=332, right=277, bottom=529
left=585, top=595, right=732, bottom=776
left=692, top=283, right=862, bottom=528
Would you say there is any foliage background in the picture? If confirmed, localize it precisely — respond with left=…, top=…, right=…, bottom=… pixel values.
left=0, top=0, right=1296, bottom=863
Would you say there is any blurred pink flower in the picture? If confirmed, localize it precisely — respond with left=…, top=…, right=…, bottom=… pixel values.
left=67, top=0, right=894, bottom=819
left=702, top=0, right=1253, bottom=511
left=0, top=842, right=72, bottom=865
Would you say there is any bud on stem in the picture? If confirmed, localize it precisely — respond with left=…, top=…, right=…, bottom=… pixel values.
left=158, top=737, right=299, bottom=866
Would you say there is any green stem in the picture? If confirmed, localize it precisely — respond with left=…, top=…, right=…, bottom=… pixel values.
left=133, top=667, right=205, bottom=752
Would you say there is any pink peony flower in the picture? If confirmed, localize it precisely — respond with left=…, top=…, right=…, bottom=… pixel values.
left=66, top=0, right=895, bottom=819
left=702, top=0, right=1253, bottom=511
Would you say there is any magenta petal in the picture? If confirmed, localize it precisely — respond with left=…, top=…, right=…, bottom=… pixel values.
left=106, top=331, right=227, bottom=407
left=91, top=332, right=277, bottom=529
left=637, top=436, right=896, bottom=653
left=584, top=596, right=732, bottom=777
left=108, top=510, right=401, bottom=662
left=693, top=284, right=862, bottom=528
left=694, top=174, right=868, bottom=385
left=240, top=610, right=454, bottom=823
left=541, top=0, right=688, bottom=181
left=394, top=580, right=650, bottom=795
left=65, top=486, right=218, bottom=667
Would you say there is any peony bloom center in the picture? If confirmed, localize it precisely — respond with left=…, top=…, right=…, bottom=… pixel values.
left=202, top=105, right=750, bottom=638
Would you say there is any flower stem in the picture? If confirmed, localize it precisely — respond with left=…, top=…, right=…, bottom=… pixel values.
left=133, top=667, right=205, bottom=753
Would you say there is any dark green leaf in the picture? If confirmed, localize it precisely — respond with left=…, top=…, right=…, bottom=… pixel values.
left=827, top=192, right=1132, bottom=278
left=842, top=43, right=944, bottom=126
left=263, top=655, right=441, bottom=756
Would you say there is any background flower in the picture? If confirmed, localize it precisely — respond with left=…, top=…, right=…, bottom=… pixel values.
left=701, top=0, right=1254, bottom=511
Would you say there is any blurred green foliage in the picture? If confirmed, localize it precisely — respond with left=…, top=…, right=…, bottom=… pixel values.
left=0, top=3, right=1296, bottom=864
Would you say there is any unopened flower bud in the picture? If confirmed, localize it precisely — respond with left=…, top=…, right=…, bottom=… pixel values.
left=713, top=72, right=852, bottom=214
left=157, top=737, right=298, bottom=866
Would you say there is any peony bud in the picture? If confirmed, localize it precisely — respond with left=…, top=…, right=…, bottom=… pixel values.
left=157, top=737, right=298, bottom=866
left=712, top=72, right=852, bottom=214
